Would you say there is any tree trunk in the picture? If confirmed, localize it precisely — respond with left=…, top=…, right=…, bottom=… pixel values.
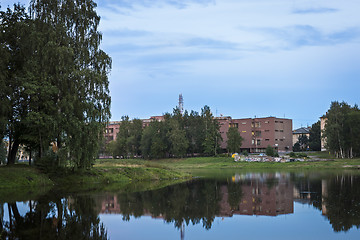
left=7, top=139, right=20, bottom=165
left=29, top=148, right=32, bottom=166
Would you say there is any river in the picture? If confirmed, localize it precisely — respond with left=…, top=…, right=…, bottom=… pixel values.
left=1, top=170, right=360, bottom=239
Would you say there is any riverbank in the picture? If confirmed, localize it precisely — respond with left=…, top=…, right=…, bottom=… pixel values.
left=0, top=163, right=190, bottom=199
left=1, top=156, right=359, bottom=196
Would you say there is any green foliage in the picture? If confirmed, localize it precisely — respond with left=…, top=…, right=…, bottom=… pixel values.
left=242, top=150, right=249, bottom=156
left=324, top=101, right=360, bottom=158
left=168, top=119, right=188, bottom=158
left=265, top=145, right=277, bottom=157
left=289, top=152, right=296, bottom=158
left=0, top=140, right=6, bottom=165
left=1, top=1, right=111, bottom=170
left=293, top=142, right=301, bottom=152
left=309, top=121, right=321, bottom=151
left=202, top=105, right=222, bottom=155
left=118, top=105, right=222, bottom=159
left=226, top=127, right=243, bottom=153
left=298, top=135, right=309, bottom=151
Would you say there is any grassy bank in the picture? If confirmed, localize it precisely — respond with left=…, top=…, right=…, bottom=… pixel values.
left=1, top=155, right=359, bottom=198
left=153, top=156, right=360, bottom=170
left=0, top=161, right=190, bottom=192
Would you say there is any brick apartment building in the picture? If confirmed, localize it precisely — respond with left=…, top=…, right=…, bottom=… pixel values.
left=105, top=115, right=292, bottom=152
left=217, top=116, right=293, bottom=153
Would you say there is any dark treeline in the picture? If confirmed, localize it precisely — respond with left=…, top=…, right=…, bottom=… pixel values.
left=0, top=1, right=111, bottom=169
left=324, top=101, right=360, bottom=158
left=103, top=106, right=224, bottom=159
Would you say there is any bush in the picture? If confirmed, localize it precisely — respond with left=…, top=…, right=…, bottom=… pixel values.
left=242, top=150, right=249, bottom=156
left=289, top=152, right=296, bottom=158
left=266, top=145, right=278, bottom=157
left=297, top=153, right=308, bottom=158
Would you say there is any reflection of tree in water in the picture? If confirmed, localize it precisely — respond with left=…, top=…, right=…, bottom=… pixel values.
left=0, top=194, right=108, bottom=240
left=227, top=182, right=243, bottom=210
left=325, top=175, right=360, bottom=232
left=118, top=180, right=223, bottom=230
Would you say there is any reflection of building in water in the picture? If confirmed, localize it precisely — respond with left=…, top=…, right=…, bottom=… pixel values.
left=220, top=178, right=294, bottom=217
left=99, top=178, right=294, bottom=218
left=101, top=195, right=120, bottom=214
left=321, top=179, right=327, bottom=215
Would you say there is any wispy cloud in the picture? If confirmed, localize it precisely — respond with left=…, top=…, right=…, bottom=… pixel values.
left=292, top=7, right=338, bottom=14
left=184, top=37, right=238, bottom=49
left=258, top=25, right=360, bottom=49
left=101, top=0, right=215, bottom=10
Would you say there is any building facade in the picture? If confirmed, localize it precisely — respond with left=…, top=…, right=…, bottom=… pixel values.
left=292, top=127, right=311, bottom=146
left=217, top=116, right=293, bottom=153
left=320, top=116, right=327, bottom=151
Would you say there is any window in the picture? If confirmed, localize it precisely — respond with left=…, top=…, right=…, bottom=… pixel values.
left=255, top=122, right=261, bottom=128
left=251, top=122, right=255, bottom=127
left=252, top=139, right=255, bottom=145
left=280, top=121, right=283, bottom=123
left=265, top=121, right=269, bottom=124
left=257, top=139, right=261, bottom=145
left=255, top=131, right=261, bottom=137
left=242, top=122, right=247, bottom=125
left=275, top=139, right=278, bottom=141
left=275, top=121, right=278, bottom=123
left=280, top=139, right=284, bottom=141
left=242, top=131, right=247, bottom=133
left=280, top=130, right=284, bottom=132
left=230, top=123, right=239, bottom=128
left=265, top=130, right=270, bottom=132
left=265, top=139, right=270, bottom=141
left=105, top=128, right=114, bottom=134
left=275, top=130, right=279, bottom=132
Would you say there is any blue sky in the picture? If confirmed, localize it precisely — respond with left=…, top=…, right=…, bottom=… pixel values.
left=2, top=0, right=360, bottom=128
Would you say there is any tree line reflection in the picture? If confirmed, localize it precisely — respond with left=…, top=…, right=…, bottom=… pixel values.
left=1, top=173, right=360, bottom=239
left=0, top=195, right=107, bottom=240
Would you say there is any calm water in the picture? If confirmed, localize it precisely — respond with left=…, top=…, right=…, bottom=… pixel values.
left=1, top=171, right=360, bottom=240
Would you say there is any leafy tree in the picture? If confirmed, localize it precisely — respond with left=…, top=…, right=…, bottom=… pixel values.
left=324, top=101, right=360, bottom=158
left=266, top=145, right=276, bottom=157
left=226, top=127, right=243, bottom=153
left=141, top=120, right=168, bottom=159
left=127, top=119, right=143, bottom=157
left=115, top=116, right=131, bottom=158
left=293, top=142, right=301, bottom=152
left=201, top=106, right=221, bottom=156
left=1, top=1, right=111, bottom=169
left=298, top=135, right=309, bottom=151
left=309, top=121, right=321, bottom=151
left=186, top=110, right=205, bottom=155
left=168, top=120, right=188, bottom=158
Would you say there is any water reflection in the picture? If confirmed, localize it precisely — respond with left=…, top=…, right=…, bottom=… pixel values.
left=1, top=172, right=360, bottom=239
left=97, top=173, right=360, bottom=232
left=0, top=195, right=107, bottom=240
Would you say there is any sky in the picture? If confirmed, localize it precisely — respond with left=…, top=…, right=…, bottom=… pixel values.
left=1, top=0, right=360, bottom=129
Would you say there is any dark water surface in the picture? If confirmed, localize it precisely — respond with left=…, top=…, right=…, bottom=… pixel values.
left=1, top=170, right=360, bottom=239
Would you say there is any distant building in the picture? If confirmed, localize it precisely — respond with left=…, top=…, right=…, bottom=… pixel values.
left=320, top=116, right=327, bottom=151
left=104, top=121, right=121, bottom=143
left=292, top=127, right=311, bottom=146
left=217, top=116, right=293, bottom=153
left=104, top=116, right=166, bottom=143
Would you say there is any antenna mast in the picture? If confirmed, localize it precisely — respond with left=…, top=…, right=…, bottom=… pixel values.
left=178, top=93, right=184, bottom=115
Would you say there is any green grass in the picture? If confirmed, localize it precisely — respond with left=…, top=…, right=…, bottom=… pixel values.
left=0, top=165, right=53, bottom=189
left=142, top=156, right=360, bottom=170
